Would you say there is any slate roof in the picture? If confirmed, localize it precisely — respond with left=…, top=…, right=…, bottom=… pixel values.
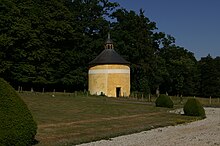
left=89, top=49, right=129, bottom=66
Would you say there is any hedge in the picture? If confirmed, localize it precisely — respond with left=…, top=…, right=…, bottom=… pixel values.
left=0, top=78, right=37, bottom=146
left=155, top=94, right=174, bottom=108
left=183, top=98, right=206, bottom=118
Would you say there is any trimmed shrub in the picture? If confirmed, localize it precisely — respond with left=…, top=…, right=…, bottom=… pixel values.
left=0, top=78, right=37, bottom=146
left=183, top=98, right=206, bottom=118
left=155, top=94, right=174, bottom=108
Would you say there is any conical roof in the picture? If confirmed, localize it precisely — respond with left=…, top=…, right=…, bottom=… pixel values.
left=89, top=49, right=129, bottom=65
left=89, top=33, right=129, bottom=66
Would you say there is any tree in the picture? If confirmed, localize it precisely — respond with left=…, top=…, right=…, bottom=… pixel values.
left=199, top=55, right=220, bottom=97
left=0, top=0, right=75, bottom=88
left=2, top=0, right=214, bottom=98
left=159, top=46, right=198, bottom=96
left=110, top=9, right=163, bottom=93
left=0, top=0, right=118, bottom=91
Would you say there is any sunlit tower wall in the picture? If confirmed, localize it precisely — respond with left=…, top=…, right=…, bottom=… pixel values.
left=88, top=34, right=130, bottom=97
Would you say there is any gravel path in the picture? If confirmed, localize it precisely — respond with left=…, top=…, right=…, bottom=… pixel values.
left=78, top=108, right=220, bottom=146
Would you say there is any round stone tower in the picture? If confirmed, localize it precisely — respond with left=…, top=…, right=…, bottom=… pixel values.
left=88, top=34, right=130, bottom=97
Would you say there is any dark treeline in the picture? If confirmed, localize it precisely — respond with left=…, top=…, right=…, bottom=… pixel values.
left=0, top=0, right=219, bottom=97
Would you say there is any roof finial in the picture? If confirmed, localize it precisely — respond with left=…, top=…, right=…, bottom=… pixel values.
left=105, top=32, right=113, bottom=49
left=108, top=32, right=111, bottom=40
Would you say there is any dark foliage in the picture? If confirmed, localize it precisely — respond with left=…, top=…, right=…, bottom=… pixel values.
left=0, top=0, right=219, bottom=97
left=155, top=94, right=174, bottom=108
left=199, top=55, right=220, bottom=97
left=183, top=98, right=206, bottom=118
left=0, top=78, right=37, bottom=146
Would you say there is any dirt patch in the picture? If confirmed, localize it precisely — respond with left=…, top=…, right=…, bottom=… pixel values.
left=38, top=112, right=161, bottom=128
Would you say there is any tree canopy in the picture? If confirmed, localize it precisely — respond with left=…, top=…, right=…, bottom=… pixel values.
left=0, top=0, right=219, bottom=97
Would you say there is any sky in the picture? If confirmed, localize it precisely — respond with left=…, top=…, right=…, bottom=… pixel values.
left=110, top=0, right=220, bottom=60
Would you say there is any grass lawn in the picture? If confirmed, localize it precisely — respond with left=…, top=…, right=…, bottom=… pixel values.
left=20, top=92, right=202, bottom=146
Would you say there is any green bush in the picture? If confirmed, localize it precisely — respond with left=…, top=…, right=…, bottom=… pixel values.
left=155, top=94, right=174, bottom=108
left=183, top=98, right=206, bottom=118
left=0, top=78, right=37, bottom=146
